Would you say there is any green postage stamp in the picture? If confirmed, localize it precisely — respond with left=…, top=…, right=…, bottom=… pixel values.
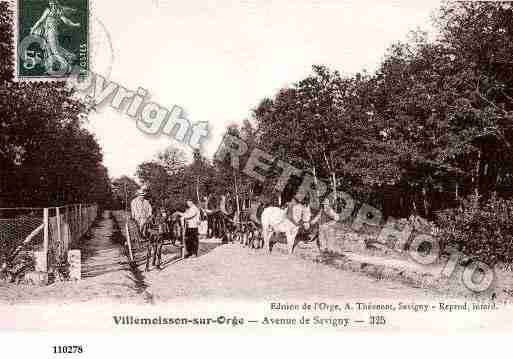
left=16, top=0, right=88, bottom=79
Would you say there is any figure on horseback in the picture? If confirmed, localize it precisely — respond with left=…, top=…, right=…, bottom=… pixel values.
left=130, top=188, right=158, bottom=270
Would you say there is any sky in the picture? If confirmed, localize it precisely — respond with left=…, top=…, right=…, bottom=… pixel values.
left=84, top=0, right=442, bottom=179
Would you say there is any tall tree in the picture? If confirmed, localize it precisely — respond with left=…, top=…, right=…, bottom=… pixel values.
left=0, top=3, right=113, bottom=207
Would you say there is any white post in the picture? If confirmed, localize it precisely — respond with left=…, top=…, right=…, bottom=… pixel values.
left=43, top=208, right=49, bottom=273
left=70, top=206, right=74, bottom=243
left=68, top=250, right=81, bottom=280
left=56, top=207, right=61, bottom=248
left=125, top=221, right=134, bottom=262
left=332, top=172, right=338, bottom=202
left=74, top=205, right=78, bottom=243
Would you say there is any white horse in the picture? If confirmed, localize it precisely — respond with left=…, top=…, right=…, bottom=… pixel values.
left=261, top=204, right=312, bottom=254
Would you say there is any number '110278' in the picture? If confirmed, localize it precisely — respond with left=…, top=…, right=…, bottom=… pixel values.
left=52, top=345, right=83, bottom=354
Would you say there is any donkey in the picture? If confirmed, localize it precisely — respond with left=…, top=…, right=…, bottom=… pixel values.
left=142, top=210, right=184, bottom=271
left=261, top=201, right=313, bottom=255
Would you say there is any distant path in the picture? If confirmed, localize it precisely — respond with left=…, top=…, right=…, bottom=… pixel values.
left=81, top=211, right=130, bottom=278
left=79, top=211, right=151, bottom=295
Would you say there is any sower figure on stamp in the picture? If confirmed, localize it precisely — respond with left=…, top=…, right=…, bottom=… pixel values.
left=130, top=188, right=152, bottom=237
left=30, top=0, right=81, bottom=70
left=178, top=200, right=201, bottom=258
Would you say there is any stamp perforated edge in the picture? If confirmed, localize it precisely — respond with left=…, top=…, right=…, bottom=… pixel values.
left=10, top=0, right=90, bottom=82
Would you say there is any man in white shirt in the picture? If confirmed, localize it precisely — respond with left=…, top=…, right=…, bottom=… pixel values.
left=131, top=189, right=152, bottom=233
left=179, top=200, right=201, bottom=257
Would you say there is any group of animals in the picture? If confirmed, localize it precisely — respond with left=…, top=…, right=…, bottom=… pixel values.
left=137, top=196, right=326, bottom=271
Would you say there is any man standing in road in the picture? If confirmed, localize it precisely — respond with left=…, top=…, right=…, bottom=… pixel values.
left=179, top=200, right=201, bottom=257
left=199, top=195, right=211, bottom=237
left=311, top=197, right=340, bottom=251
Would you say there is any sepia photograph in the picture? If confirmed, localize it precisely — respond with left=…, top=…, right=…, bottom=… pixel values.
left=1, top=0, right=513, bottom=351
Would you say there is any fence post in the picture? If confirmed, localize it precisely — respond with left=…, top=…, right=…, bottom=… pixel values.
left=56, top=207, right=61, bottom=249
left=125, top=216, right=134, bottom=262
left=78, top=204, right=81, bottom=236
left=43, top=207, right=49, bottom=273
left=76, top=205, right=79, bottom=241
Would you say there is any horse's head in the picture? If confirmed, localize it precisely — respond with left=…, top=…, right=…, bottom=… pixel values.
left=171, top=219, right=182, bottom=238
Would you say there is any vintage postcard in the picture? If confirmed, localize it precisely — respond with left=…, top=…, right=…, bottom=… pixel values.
left=1, top=0, right=513, bottom=354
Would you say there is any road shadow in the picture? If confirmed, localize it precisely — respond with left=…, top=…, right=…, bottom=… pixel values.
left=156, top=240, right=221, bottom=270
left=102, top=212, right=151, bottom=295
left=314, top=250, right=348, bottom=266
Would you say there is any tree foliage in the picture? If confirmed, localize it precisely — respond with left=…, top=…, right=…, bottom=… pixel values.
left=248, top=1, right=513, bottom=219
left=0, top=2, right=113, bottom=208
left=126, top=2, right=513, bottom=264
left=111, top=176, right=140, bottom=210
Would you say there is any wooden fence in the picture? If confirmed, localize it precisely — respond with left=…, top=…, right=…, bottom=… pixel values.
left=0, top=204, right=98, bottom=275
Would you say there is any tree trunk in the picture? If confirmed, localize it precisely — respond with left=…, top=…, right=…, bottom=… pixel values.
left=323, top=150, right=337, bottom=199
left=233, top=171, right=240, bottom=214
left=422, top=185, right=429, bottom=218
left=495, top=167, right=501, bottom=196
left=196, top=177, right=200, bottom=204
left=474, top=149, right=481, bottom=199
left=331, top=172, right=337, bottom=200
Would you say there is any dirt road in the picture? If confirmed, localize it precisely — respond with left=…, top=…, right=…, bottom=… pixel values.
left=0, top=211, right=447, bottom=304
left=0, top=211, right=149, bottom=304
left=144, top=243, right=444, bottom=303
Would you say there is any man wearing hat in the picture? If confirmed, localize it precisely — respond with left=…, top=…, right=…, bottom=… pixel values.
left=131, top=187, right=152, bottom=233
left=178, top=200, right=201, bottom=257
left=311, top=196, right=340, bottom=251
